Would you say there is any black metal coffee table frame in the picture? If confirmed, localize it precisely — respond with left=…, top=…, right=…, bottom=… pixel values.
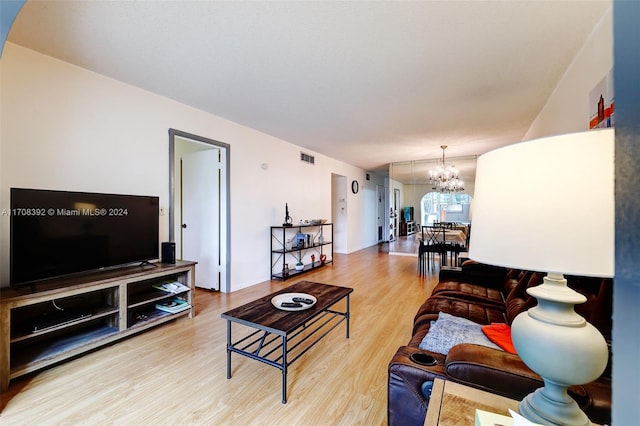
left=221, top=281, right=353, bottom=403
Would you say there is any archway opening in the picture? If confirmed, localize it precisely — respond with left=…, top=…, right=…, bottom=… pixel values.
left=420, top=192, right=472, bottom=225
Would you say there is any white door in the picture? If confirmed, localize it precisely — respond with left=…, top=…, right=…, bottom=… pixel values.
left=181, top=150, right=220, bottom=290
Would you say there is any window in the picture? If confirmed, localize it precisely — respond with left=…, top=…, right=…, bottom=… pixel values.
left=421, top=192, right=472, bottom=225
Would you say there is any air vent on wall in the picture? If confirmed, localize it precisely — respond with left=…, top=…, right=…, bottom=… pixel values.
left=300, top=152, right=315, bottom=165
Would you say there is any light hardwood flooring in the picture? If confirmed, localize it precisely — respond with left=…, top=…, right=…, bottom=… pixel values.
left=0, top=245, right=441, bottom=425
left=387, top=235, right=419, bottom=256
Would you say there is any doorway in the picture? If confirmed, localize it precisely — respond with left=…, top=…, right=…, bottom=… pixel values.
left=376, top=185, right=386, bottom=242
left=169, top=129, right=230, bottom=292
left=331, top=174, right=347, bottom=253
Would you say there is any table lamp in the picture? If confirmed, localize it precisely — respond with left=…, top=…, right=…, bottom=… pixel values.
left=469, top=129, right=614, bottom=426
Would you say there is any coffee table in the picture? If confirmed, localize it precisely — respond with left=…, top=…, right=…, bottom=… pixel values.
left=221, top=281, right=353, bottom=403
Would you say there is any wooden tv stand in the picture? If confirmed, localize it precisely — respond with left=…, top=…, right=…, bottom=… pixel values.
left=0, top=260, right=196, bottom=391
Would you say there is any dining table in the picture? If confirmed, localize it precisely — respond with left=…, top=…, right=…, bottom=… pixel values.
left=415, top=228, right=466, bottom=245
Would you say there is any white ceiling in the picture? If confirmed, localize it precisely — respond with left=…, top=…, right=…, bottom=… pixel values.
left=7, top=1, right=610, bottom=174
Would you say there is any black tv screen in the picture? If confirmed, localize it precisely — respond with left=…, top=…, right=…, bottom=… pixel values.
left=10, top=188, right=159, bottom=287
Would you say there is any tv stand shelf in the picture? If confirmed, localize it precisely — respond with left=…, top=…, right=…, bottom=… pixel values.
left=0, top=260, right=196, bottom=391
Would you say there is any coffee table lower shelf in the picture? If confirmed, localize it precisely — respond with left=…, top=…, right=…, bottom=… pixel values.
left=221, top=281, right=352, bottom=403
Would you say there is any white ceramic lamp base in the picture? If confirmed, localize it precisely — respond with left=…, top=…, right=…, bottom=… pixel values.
left=511, top=273, right=608, bottom=426
left=519, top=385, right=588, bottom=426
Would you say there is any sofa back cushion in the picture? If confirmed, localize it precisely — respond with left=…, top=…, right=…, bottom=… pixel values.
left=458, top=260, right=510, bottom=288
left=504, top=271, right=543, bottom=324
left=566, top=276, right=613, bottom=341
left=503, top=272, right=612, bottom=341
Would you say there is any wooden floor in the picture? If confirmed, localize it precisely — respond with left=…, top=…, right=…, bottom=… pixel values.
left=387, top=235, right=419, bottom=256
left=0, top=245, right=441, bottom=425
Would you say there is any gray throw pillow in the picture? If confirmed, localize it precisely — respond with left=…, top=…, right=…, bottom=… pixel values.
left=418, top=312, right=502, bottom=355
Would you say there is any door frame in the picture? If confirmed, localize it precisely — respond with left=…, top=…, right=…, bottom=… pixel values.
left=392, top=188, right=400, bottom=241
left=376, top=184, right=385, bottom=243
left=168, top=128, right=231, bottom=293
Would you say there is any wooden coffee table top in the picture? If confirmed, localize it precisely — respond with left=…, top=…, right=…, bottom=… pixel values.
left=221, top=281, right=353, bottom=335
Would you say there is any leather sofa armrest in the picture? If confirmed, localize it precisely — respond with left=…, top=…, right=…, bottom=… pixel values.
left=388, top=346, right=446, bottom=426
left=444, top=344, right=608, bottom=423
left=444, top=344, right=542, bottom=400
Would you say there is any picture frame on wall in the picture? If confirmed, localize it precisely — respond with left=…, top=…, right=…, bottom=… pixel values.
left=589, top=69, right=614, bottom=129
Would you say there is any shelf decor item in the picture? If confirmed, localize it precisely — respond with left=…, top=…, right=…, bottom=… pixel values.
left=270, top=292, right=317, bottom=311
left=283, top=203, right=293, bottom=227
left=295, top=261, right=304, bottom=271
left=295, top=232, right=306, bottom=249
left=469, top=129, right=614, bottom=426
left=155, top=298, right=191, bottom=314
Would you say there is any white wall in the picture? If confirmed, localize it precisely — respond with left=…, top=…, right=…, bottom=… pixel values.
left=524, top=6, right=613, bottom=140
left=345, top=171, right=380, bottom=253
left=0, top=43, right=378, bottom=291
left=402, top=184, right=428, bottom=223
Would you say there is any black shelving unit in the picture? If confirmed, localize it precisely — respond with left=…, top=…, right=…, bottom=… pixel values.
left=270, top=223, right=333, bottom=280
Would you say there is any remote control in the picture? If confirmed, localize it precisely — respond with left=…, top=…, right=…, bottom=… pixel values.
left=292, top=297, right=314, bottom=305
left=281, top=302, right=303, bottom=308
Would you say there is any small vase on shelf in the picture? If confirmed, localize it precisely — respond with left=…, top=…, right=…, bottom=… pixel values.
left=295, top=261, right=304, bottom=271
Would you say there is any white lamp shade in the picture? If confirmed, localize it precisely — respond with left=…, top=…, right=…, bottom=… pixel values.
left=469, top=129, right=614, bottom=277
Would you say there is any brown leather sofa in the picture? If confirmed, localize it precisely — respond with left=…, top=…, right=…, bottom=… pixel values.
left=387, top=261, right=612, bottom=426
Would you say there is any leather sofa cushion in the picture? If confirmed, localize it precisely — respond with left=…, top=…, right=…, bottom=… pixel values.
left=431, top=280, right=505, bottom=304
left=414, top=296, right=506, bottom=331
left=566, top=277, right=613, bottom=341
left=450, top=260, right=511, bottom=286
left=504, top=271, right=543, bottom=324
left=444, top=343, right=541, bottom=398
left=431, top=268, right=527, bottom=308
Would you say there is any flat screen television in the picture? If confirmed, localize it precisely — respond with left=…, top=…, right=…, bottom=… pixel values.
left=10, top=188, right=160, bottom=288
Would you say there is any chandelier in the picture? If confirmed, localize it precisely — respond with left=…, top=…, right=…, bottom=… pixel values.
left=428, top=145, right=465, bottom=193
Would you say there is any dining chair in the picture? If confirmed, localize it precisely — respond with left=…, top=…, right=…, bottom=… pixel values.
left=452, top=223, right=472, bottom=266
left=442, top=223, right=471, bottom=267
left=418, top=225, right=447, bottom=275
